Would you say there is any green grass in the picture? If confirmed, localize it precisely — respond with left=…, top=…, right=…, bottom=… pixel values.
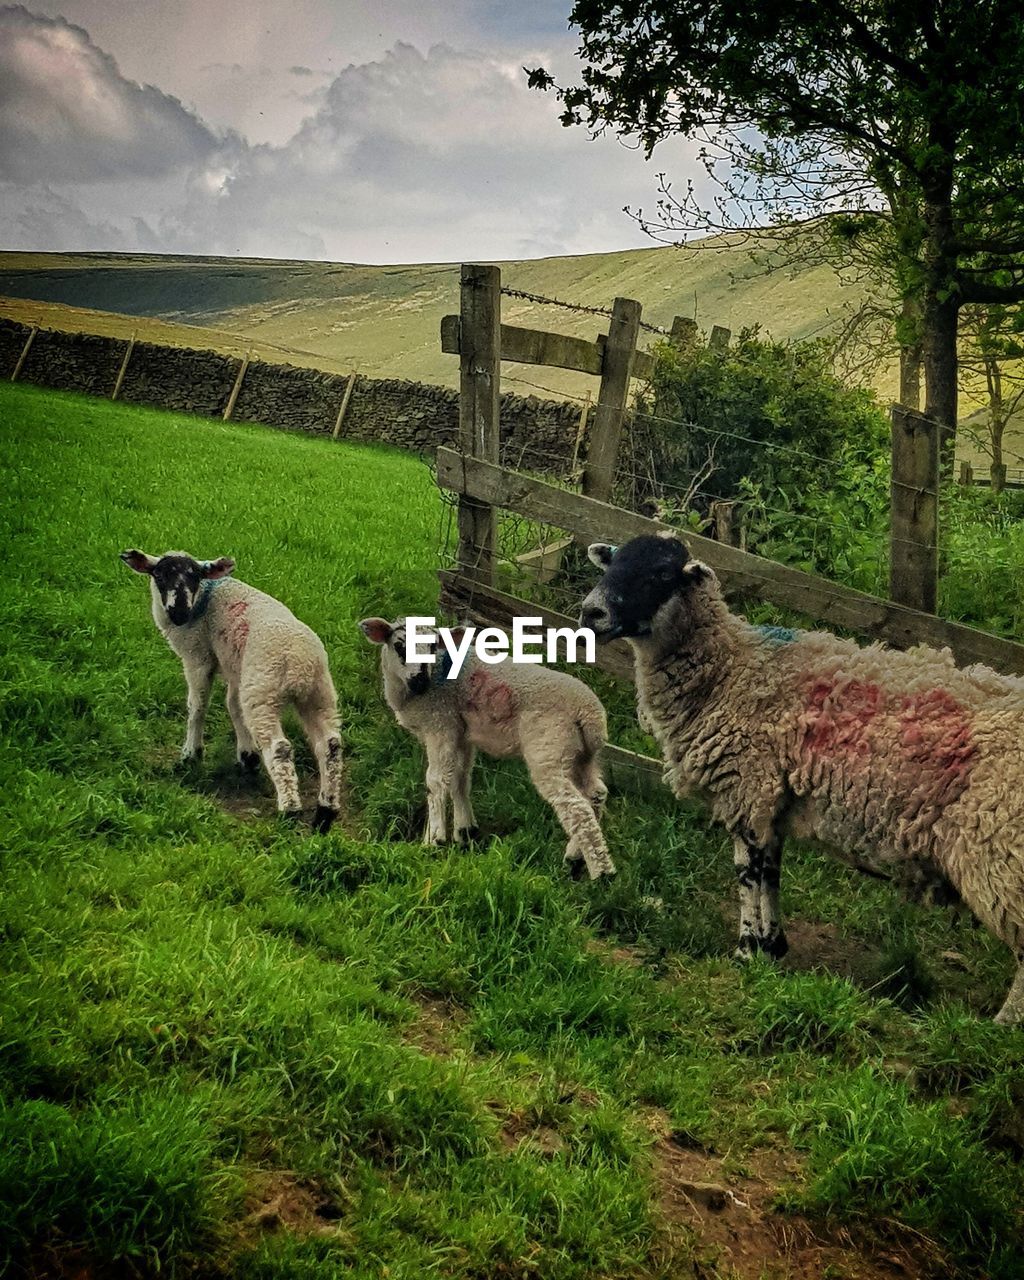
left=1, top=382, right=1023, bottom=1277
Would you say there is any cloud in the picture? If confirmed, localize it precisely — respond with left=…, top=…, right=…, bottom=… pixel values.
left=0, top=4, right=223, bottom=182
left=167, top=42, right=704, bottom=262
left=0, top=23, right=707, bottom=263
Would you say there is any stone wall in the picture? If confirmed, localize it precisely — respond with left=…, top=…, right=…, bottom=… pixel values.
left=0, top=319, right=585, bottom=476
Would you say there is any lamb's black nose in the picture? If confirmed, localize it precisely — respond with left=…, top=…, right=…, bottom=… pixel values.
left=580, top=603, right=608, bottom=629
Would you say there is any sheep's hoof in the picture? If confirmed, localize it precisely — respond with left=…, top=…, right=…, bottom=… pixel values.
left=733, top=937, right=759, bottom=963
left=175, top=751, right=203, bottom=773
left=760, top=931, right=789, bottom=960
left=238, top=751, right=261, bottom=773
left=566, top=858, right=588, bottom=882
left=312, top=804, right=338, bottom=835
left=457, top=825, right=482, bottom=848
left=278, top=809, right=304, bottom=827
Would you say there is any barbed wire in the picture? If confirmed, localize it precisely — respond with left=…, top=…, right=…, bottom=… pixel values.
left=500, top=285, right=670, bottom=336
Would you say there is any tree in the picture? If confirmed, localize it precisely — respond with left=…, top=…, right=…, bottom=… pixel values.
left=528, top=1, right=1024, bottom=443
left=958, top=303, right=1024, bottom=492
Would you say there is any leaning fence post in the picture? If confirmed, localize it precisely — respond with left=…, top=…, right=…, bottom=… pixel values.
left=111, top=331, right=136, bottom=401
left=332, top=367, right=358, bottom=439
left=582, top=296, right=642, bottom=503
left=223, top=348, right=252, bottom=421
left=456, top=264, right=501, bottom=587
left=11, top=326, right=37, bottom=382
left=889, top=404, right=938, bottom=613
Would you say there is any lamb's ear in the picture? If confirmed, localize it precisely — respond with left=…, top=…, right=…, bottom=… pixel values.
left=587, top=543, right=617, bottom=569
left=200, top=556, right=235, bottom=580
left=120, top=549, right=158, bottom=574
left=359, top=618, right=394, bottom=645
left=683, top=559, right=713, bottom=585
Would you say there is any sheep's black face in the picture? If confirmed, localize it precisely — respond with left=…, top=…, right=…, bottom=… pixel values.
left=151, top=555, right=207, bottom=626
left=120, top=549, right=235, bottom=626
left=580, top=535, right=700, bottom=640
left=359, top=617, right=436, bottom=696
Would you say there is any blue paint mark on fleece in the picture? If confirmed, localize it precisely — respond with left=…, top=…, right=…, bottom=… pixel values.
left=187, top=576, right=228, bottom=625
left=432, top=648, right=454, bottom=685
left=754, top=623, right=797, bottom=646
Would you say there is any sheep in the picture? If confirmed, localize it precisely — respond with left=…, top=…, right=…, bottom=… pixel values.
left=358, top=616, right=615, bottom=878
left=580, top=533, right=1024, bottom=1025
left=121, top=549, right=342, bottom=832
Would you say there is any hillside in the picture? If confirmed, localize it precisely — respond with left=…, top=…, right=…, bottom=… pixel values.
left=0, top=241, right=889, bottom=400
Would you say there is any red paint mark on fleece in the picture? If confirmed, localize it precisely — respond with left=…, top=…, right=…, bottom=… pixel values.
left=800, top=676, right=976, bottom=800
left=226, top=599, right=249, bottom=652
left=898, top=687, right=975, bottom=787
left=801, top=677, right=884, bottom=757
left=466, top=669, right=517, bottom=723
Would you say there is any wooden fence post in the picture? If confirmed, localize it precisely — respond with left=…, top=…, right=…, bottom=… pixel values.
left=890, top=404, right=938, bottom=613
left=457, top=264, right=501, bottom=585
left=582, top=296, right=642, bottom=503
left=223, top=349, right=252, bottom=421
left=111, top=331, right=136, bottom=401
left=959, top=460, right=973, bottom=486
left=11, top=326, right=37, bottom=382
left=332, top=367, right=359, bottom=439
left=708, top=324, right=732, bottom=352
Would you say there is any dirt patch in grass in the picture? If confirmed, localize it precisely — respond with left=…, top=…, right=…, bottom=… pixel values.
left=780, top=919, right=881, bottom=984
left=652, top=1127, right=934, bottom=1280
left=236, top=1171, right=349, bottom=1245
left=402, top=995, right=467, bottom=1056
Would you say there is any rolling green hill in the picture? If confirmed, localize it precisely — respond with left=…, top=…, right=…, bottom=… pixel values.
left=0, top=241, right=888, bottom=399
left=5, top=243, right=1021, bottom=470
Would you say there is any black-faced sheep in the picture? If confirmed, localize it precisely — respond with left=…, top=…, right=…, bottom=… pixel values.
left=121, top=549, right=342, bottom=832
left=580, top=533, right=1024, bottom=1025
left=358, top=617, right=615, bottom=878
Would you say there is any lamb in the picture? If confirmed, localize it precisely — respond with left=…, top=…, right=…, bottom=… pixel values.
left=358, top=616, right=615, bottom=878
left=121, top=549, right=342, bottom=832
left=580, top=533, right=1024, bottom=1024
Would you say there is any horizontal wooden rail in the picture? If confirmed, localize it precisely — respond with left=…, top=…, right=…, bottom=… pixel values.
left=435, top=447, right=1024, bottom=677
left=441, top=315, right=654, bottom=381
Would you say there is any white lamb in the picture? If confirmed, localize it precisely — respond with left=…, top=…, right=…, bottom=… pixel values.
left=121, top=549, right=342, bottom=832
left=358, top=616, right=615, bottom=878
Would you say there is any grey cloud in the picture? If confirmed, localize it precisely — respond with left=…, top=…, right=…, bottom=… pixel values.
left=0, top=5, right=223, bottom=182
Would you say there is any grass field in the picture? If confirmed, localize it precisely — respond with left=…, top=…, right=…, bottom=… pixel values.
left=2, top=383, right=1023, bottom=1278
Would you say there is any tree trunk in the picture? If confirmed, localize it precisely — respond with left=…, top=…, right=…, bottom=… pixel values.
left=921, top=188, right=959, bottom=476
left=922, top=290, right=958, bottom=472
left=899, top=296, right=923, bottom=410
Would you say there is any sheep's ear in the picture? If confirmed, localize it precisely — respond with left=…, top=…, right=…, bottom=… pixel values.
left=120, top=549, right=158, bottom=574
left=359, top=618, right=393, bottom=645
left=683, top=559, right=713, bottom=584
left=201, top=556, right=235, bottom=580
left=587, top=543, right=617, bottom=569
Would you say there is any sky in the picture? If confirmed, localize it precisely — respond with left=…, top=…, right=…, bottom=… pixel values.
left=0, top=1, right=707, bottom=264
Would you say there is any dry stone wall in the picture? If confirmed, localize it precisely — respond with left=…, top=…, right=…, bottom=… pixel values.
left=0, top=319, right=586, bottom=476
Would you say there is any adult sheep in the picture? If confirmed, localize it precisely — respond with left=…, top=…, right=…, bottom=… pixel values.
left=580, top=533, right=1024, bottom=1025
left=121, top=549, right=342, bottom=832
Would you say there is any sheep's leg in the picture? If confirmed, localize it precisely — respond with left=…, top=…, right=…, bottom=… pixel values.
left=422, top=736, right=454, bottom=846
left=732, top=834, right=788, bottom=960
left=573, top=753, right=608, bottom=818
left=757, top=838, right=788, bottom=959
left=242, top=693, right=302, bottom=816
left=994, top=957, right=1024, bottom=1026
left=449, top=742, right=479, bottom=846
left=297, top=694, right=343, bottom=834
left=226, top=682, right=260, bottom=771
left=733, top=836, right=764, bottom=959
left=181, top=660, right=215, bottom=763
left=525, top=753, right=615, bottom=879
